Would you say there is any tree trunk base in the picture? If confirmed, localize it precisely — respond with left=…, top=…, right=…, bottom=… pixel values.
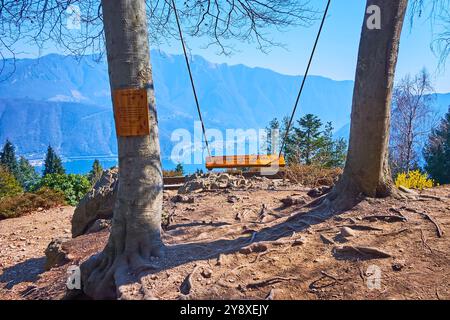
left=80, top=236, right=165, bottom=300
left=315, top=174, right=402, bottom=213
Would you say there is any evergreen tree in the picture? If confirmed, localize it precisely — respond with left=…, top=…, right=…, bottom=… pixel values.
left=280, top=116, right=296, bottom=163
left=293, top=114, right=323, bottom=165
left=88, top=159, right=104, bottom=185
left=329, top=138, right=348, bottom=168
left=17, top=156, right=40, bottom=191
left=43, top=145, right=65, bottom=176
left=175, top=163, right=184, bottom=176
left=424, top=107, right=450, bottom=184
left=318, top=122, right=347, bottom=168
left=0, top=165, right=23, bottom=199
left=0, top=140, right=18, bottom=177
left=318, top=122, right=334, bottom=166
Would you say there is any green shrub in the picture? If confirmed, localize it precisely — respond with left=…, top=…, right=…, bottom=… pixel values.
left=0, top=165, right=23, bottom=199
left=0, top=188, right=66, bottom=220
left=38, top=173, right=91, bottom=206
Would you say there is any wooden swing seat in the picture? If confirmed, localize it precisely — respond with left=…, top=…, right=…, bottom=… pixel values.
left=205, top=154, right=286, bottom=170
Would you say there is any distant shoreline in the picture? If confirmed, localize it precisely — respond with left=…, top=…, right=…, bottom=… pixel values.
left=30, top=156, right=204, bottom=175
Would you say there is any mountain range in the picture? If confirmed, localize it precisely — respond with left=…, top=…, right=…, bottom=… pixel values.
left=0, top=52, right=449, bottom=162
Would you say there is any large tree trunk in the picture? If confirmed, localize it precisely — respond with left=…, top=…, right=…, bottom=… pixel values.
left=81, top=0, right=164, bottom=299
left=327, top=0, right=408, bottom=210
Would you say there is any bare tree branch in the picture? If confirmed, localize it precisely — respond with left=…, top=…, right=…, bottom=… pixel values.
left=0, top=0, right=104, bottom=80
left=409, top=0, right=450, bottom=67
left=390, top=69, right=436, bottom=174
left=0, top=0, right=317, bottom=79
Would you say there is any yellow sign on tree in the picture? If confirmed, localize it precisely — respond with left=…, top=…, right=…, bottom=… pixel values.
left=113, top=88, right=150, bottom=137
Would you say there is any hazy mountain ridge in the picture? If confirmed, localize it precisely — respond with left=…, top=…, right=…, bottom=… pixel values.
left=0, top=52, right=448, bottom=159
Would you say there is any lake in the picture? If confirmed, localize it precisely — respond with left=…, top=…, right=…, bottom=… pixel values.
left=34, top=157, right=205, bottom=175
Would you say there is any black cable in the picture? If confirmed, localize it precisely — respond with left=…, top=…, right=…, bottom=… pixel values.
left=172, top=0, right=212, bottom=158
left=279, top=0, right=331, bottom=158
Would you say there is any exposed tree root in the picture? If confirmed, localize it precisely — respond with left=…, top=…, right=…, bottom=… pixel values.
left=418, top=212, right=444, bottom=238
left=403, top=207, right=444, bottom=238
left=333, top=245, right=392, bottom=260
left=80, top=233, right=165, bottom=300
left=420, top=229, right=433, bottom=253
left=418, top=194, right=444, bottom=202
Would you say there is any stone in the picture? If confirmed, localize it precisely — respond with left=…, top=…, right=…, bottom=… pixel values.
left=320, top=234, right=335, bottom=245
left=86, top=219, right=111, bottom=234
left=201, top=268, right=213, bottom=279
left=172, top=194, right=195, bottom=204
left=227, top=195, right=239, bottom=203
left=280, top=196, right=306, bottom=207
left=178, top=173, right=251, bottom=194
left=71, top=168, right=118, bottom=237
left=340, top=227, right=356, bottom=237
left=392, top=260, right=406, bottom=271
left=307, top=186, right=332, bottom=198
left=44, top=237, right=70, bottom=270
left=239, top=243, right=268, bottom=254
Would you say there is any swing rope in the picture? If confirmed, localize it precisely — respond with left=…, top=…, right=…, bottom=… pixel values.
left=172, top=0, right=212, bottom=158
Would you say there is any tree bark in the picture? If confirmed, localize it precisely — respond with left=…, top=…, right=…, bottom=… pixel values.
left=327, top=0, right=408, bottom=210
left=81, top=0, right=164, bottom=299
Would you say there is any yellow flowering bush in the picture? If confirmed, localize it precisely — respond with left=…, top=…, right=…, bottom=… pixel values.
left=395, top=170, right=435, bottom=190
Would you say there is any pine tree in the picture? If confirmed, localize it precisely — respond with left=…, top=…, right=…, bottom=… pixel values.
left=175, top=163, right=184, bottom=176
left=424, top=107, right=450, bottom=184
left=293, top=114, right=323, bottom=165
left=318, top=122, right=334, bottom=166
left=0, top=140, right=18, bottom=177
left=17, top=156, right=40, bottom=191
left=88, top=159, right=104, bottom=185
left=280, top=116, right=296, bottom=163
left=43, top=145, right=65, bottom=176
left=318, top=122, right=347, bottom=168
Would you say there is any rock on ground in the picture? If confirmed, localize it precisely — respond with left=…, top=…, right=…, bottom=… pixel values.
left=44, top=237, right=70, bottom=271
left=178, top=173, right=256, bottom=194
left=71, top=168, right=118, bottom=237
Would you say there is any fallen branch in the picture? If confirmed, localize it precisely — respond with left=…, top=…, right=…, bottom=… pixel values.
left=343, top=224, right=384, bottom=231
left=362, top=215, right=407, bottom=223
left=247, top=276, right=300, bottom=289
left=309, top=271, right=341, bottom=290
left=320, top=270, right=341, bottom=281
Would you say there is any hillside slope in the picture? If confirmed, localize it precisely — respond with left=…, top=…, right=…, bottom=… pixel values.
left=0, top=181, right=448, bottom=300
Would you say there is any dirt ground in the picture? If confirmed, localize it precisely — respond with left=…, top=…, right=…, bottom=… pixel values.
left=0, top=181, right=449, bottom=300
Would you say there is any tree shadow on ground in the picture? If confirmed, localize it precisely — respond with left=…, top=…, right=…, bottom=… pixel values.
left=139, top=206, right=337, bottom=279
left=0, top=257, right=46, bottom=289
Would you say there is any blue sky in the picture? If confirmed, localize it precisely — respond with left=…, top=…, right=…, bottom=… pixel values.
left=12, top=0, right=450, bottom=93
left=158, top=0, right=449, bottom=93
